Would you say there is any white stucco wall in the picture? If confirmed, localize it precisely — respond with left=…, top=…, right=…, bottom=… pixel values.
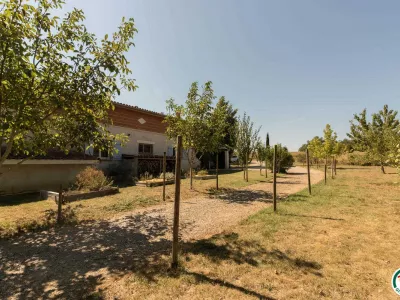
left=109, top=125, right=175, bottom=156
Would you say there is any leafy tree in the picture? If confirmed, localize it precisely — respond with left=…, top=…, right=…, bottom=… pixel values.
left=266, top=144, right=294, bottom=173
left=0, top=0, right=136, bottom=172
left=308, top=136, right=324, bottom=167
left=256, top=141, right=267, bottom=175
left=215, top=97, right=237, bottom=155
left=347, top=105, right=400, bottom=173
left=298, top=143, right=308, bottom=152
left=208, top=96, right=230, bottom=189
left=235, top=113, right=260, bottom=182
left=388, top=143, right=400, bottom=174
left=323, top=124, right=337, bottom=159
left=165, top=81, right=215, bottom=189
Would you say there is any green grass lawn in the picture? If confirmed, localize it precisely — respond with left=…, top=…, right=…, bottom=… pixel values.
left=0, top=169, right=272, bottom=238
left=98, top=166, right=400, bottom=299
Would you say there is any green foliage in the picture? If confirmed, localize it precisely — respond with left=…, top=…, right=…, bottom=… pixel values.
left=256, top=141, right=267, bottom=164
left=235, top=112, right=261, bottom=166
left=165, top=81, right=215, bottom=166
left=298, top=143, right=308, bottom=152
left=214, top=97, right=237, bottom=151
left=0, top=0, right=136, bottom=167
left=266, top=144, right=294, bottom=173
left=347, top=105, right=400, bottom=171
left=323, top=124, right=337, bottom=157
left=387, top=143, right=400, bottom=173
left=308, top=136, right=324, bottom=161
left=165, top=81, right=213, bottom=152
left=75, top=167, right=113, bottom=191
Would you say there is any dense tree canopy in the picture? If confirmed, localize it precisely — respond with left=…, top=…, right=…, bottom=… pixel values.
left=347, top=105, right=400, bottom=173
left=0, top=0, right=136, bottom=168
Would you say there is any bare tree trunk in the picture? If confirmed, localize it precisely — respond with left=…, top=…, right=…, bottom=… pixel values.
left=265, top=158, right=268, bottom=178
left=380, top=162, right=386, bottom=174
left=260, top=163, right=262, bottom=175
left=324, top=156, right=327, bottom=184
left=306, top=149, right=311, bottom=195
left=190, top=167, right=193, bottom=190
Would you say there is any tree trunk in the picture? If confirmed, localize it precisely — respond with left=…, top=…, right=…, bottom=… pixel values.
left=265, top=158, right=268, bottom=178
left=260, top=164, right=262, bottom=175
left=380, top=163, right=386, bottom=174
left=190, top=167, right=193, bottom=189
left=246, top=163, right=249, bottom=182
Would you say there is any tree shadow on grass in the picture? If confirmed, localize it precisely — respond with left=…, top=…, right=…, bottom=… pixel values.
left=207, top=188, right=273, bottom=204
left=182, top=232, right=323, bottom=276
left=277, top=213, right=345, bottom=221
left=183, top=271, right=277, bottom=300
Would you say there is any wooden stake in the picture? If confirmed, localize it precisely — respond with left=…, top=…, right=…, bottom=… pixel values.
left=265, top=156, right=268, bottom=178
left=216, top=153, right=219, bottom=190
left=273, top=145, right=277, bottom=212
left=306, top=148, right=311, bottom=195
left=334, top=157, right=337, bottom=175
left=171, top=136, right=182, bottom=270
left=57, top=184, right=63, bottom=224
left=162, top=152, right=166, bottom=201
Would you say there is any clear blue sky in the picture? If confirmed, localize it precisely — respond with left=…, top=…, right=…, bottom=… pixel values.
left=63, top=0, right=400, bottom=151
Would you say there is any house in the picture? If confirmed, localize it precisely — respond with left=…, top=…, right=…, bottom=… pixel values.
left=0, top=102, right=230, bottom=195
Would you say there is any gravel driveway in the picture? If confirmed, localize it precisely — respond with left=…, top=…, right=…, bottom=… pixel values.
left=0, top=166, right=323, bottom=299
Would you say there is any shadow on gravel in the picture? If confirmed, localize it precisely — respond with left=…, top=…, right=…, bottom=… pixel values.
left=207, top=188, right=273, bottom=204
left=0, top=213, right=171, bottom=299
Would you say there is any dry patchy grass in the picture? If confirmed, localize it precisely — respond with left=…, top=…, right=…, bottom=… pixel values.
left=0, top=169, right=271, bottom=237
left=97, top=166, right=400, bottom=299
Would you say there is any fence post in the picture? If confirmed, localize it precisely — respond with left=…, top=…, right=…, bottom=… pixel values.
left=216, top=153, right=219, bottom=190
left=57, top=184, right=63, bottom=224
left=273, top=145, right=277, bottom=212
left=334, top=157, right=337, bottom=175
left=163, top=152, right=166, bottom=201
left=306, top=148, right=311, bottom=195
left=171, top=136, right=182, bottom=270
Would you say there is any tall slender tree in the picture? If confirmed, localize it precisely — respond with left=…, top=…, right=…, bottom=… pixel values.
left=235, top=113, right=260, bottom=182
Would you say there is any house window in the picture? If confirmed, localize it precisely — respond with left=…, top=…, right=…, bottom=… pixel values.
left=138, top=143, right=153, bottom=155
left=93, top=147, right=111, bottom=159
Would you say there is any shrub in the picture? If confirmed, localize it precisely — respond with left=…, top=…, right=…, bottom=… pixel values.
left=159, top=172, right=175, bottom=180
left=75, top=167, right=113, bottom=191
left=104, top=163, right=134, bottom=186
left=197, top=169, right=209, bottom=176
